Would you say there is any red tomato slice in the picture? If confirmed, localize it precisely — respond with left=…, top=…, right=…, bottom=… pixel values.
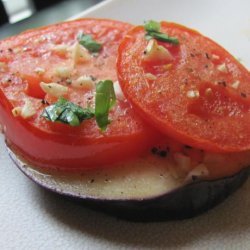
left=0, top=18, right=159, bottom=170
left=117, top=22, right=250, bottom=153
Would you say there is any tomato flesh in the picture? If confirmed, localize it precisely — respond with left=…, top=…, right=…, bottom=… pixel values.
left=117, top=22, right=250, bottom=152
left=0, top=19, right=160, bottom=170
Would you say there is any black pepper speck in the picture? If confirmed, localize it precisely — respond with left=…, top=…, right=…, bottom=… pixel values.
left=241, top=93, right=247, bottom=98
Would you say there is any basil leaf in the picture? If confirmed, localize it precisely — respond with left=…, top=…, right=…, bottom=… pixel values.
left=58, top=109, right=80, bottom=126
left=145, top=33, right=153, bottom=41
left=77, top=32, right=102, bottom=53
left=144, top=20, right=179, bottom=45
left=42, top=81, right=117, bottom=130
left=41, top=97, right=94, bottom=126
left=95, top=80, right=116, bottom=131
left=144, top=20, right=160, bottom=33
left=147, top=31, right=179, bottom=44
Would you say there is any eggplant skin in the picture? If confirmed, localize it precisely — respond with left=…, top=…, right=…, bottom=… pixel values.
left=79, top=169, right=248, bottom=222
left=7, top=144, right=249, bottom=222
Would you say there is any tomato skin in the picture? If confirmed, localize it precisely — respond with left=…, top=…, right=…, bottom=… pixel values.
left=117, top=22, right=250, bottom=153
left=0, top=19, right=161, bottom=170
left=0, top=86, right=160, bottom=169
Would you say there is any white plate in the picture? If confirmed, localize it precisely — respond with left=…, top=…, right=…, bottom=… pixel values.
left=71, top=0, right=250, bottom=69
left=1, top=0, right=250, bottom=249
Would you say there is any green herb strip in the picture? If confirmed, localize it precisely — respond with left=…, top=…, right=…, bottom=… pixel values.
left=144, top=20, right=160, bottom=33
left=95, top=80, right=116, bottom=131
left=41, top=80, right=116, bottom=130
left=144, top=20, right=179, bottom=45
left=77, top=32, right=102, bottom=53
left=41, top=97, right=94, bottom=126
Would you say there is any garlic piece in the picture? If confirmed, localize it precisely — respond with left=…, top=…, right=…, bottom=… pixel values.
left=72, top=76, right=95, bottom=90
left=185, top=164, right=209, bottom=182
left=143, top=39, right=173, bottom=62
left=145, top=73, right=157, bottom=81
left=40, top=82, right=68, bottom=97
left=70, top=42, right=91, bottom=66
left=21, top=99, right=36, bottom=118
left=113, top=81, right=125, bottom=100
left=34, top=67, right=45, bottom=75
left=174, top=152, right=191, bottom=172
left=217, top=63, right=228, bottom=73
left=186, top=90, right=199, bottom=99
left=52, top=44, right=68, bottom=54
left=211, top=54, right=220, bottom=60
left=231, top=80, right=240, bottom=89
left=12, top=99, right=36, bottom=119
left=54, top=66, right=71, bottom=78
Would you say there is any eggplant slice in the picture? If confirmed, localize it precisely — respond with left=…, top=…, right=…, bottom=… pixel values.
left=7, top=143, right=249, bottom=222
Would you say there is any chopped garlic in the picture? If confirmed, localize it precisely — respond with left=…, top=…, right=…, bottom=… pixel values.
left=52, top=44, right=68, bottom=54
left=71, top=42, right=81, bottom=66
left=211, top=54, right=220, bottom=60
left=12, top=99, right=36, bottom=119
left=40, top=82, right=68, bottom=97
left=72, top=76, right=95, bottom=89
left=174, top=152, right=191, bottom=172
left=13, top=47, right=21, bottom=54
left=185, top=164, right=209, bottom=182
left=186, top=90, right=199, bottom=99
left=70, top=42, right=91, bottom=66
left=34, top=37, right=45, bottom=44
left=34, top=67, right=45, bottom=75
left=217, top=63, right=228, bottom=73
left=145, top=73, right=157, bottom=81
left=54, top=66, right=71, bottom=78
left=21, top=99, right=36, bottom=118
left=143, top=39, right=173, bottom=62
left=113, top=81, right=125, bottom=100
left=231, top=80, right=240, bottom=89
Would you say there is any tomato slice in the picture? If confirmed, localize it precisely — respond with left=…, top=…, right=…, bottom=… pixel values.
left=0, top=18, right=160, bottom=170
left=117, top=22, right=250, bottom=153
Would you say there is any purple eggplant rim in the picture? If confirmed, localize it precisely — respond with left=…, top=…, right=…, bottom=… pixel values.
left=6, top=143, right=250, bottom=221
